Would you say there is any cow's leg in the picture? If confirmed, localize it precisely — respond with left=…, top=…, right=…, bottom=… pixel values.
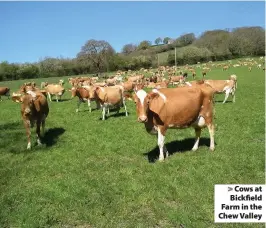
left=76, top=99, right=81, bottom=112
left=47, top=92, right=52, bottom=102
left=207, top=124, right=215, bottom=151
left=56, top=95, right=59, bottom=102
left=232, top=88, right=236, bottom=103
left=192, top=128, right=201, bottom=151
left=96, top=100, right=101, bottom=110
left=123, top=98, right=128, bottom=116
left=102, top=105, right=106, bottom=120
left=107, top=105, right=110, bottom=115
left=222, top=89, right=230, bottom=104
left=24, top=121, right=31, bottom=150
left=87, top=99, right=91, bottom=112
left=158, top=129, right=167, bottom=161
left=41, top=116, right=46, bottom=136
left=0, top=96, right=2, bottom=101
left=36, top=120, right=42, bottom=146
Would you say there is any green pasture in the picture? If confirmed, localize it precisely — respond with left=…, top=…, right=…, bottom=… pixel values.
left=0, top=58, right=265, bottom=227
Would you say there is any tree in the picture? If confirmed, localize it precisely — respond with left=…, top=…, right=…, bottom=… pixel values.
left=194, top=30, right=231, bottom=60
left=122, top=43, right=137, bottom=55
left=178, top=33, right=196, bottom=46
left=155, top=37, right=162, bottom=45
left=77, top=39, right=115, bottom=73
left=138, top=40, right=152, bottom=50
left=229, top=27, right=265, bottom=56
left=163, top=37, right=171, bottom=44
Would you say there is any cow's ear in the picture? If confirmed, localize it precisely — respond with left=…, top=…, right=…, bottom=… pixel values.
left=12, top=95, right=23, bottom=103
left=148, top=92, right=165, bottom=115
left=132, top=93, right=138, bottom=103
left=148, top=92, right=159, bottom=101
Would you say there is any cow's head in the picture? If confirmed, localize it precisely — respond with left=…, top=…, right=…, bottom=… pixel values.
left=12, top=93, right=38, bottom=122
left=69, top=87, right=77, bottom=98
left=133, top=89, right=159, bottom=123
left=88, top=86, right=99, bottom=100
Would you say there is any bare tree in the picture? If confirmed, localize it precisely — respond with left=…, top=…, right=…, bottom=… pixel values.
left=122, top=44, right=137, bottom=55
left=77, top=39, right=115, bottom=73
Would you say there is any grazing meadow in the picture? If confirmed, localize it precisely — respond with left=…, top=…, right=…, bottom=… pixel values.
left=0, top=58, right=265, bottom=227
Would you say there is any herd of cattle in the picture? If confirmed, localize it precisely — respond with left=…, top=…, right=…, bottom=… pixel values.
left=0, top=57, right=264, bottom=161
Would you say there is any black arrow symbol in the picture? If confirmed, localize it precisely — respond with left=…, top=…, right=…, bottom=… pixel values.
left=228, top=187, right=233, bottom=192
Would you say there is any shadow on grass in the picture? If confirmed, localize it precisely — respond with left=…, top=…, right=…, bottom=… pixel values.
left=143, top=137, right=213, bottom=163
left=98, top=111, right=130, bottom=120
left=50, top=98, right=71, bottom=102
left=215, top=100, right=233, bottom=103
left=42, top=127, right=65, bottom=147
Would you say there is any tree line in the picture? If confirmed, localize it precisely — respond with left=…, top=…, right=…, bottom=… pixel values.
left=0, top=26, right=265, bottom=81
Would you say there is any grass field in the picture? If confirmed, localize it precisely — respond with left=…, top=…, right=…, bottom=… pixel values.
left=0, top=58, right=265, bottom=227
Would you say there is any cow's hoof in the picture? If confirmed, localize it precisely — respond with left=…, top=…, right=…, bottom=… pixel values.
left=192, top=147, right=198, bottom=151
left=210, top=147, right=215, bottom=152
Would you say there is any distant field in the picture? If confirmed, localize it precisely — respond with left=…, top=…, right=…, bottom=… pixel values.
left=0, top=58, right=265, bottom=227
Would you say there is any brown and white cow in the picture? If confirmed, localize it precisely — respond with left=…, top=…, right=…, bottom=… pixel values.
left=133, top=87, right=215, bottom=161
left=169, top=73, right=188, bottom=85
left=70, top=86, right=101, bottom=112
left=90, top=86, right=128, bottom=120
left=0, top=87, right=10, bottom=101
left=204, top=76, right=237, bottom=103
left=12, top=91, right=49, bottom=150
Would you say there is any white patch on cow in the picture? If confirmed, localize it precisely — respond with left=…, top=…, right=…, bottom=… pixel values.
left=99, top=87, right=105, bottom=92
left=168, top=124, right=174, bottom=127
left=136, top=90, right=147, bottom=105
left=71, top=87, right=75, bottom=91
left=152, top=89, right=167, bottom=102
left=223, top=86, right=230, bottom=92
left=82, top=86, right=91, bottom=90
left=196, top=116, right=206, bottom=127
left=27, top=142, right=31, bottom=150
left=37, top=138, right=42, bottom=146
left=185, top=82, right=192, bottom=87
left=25, top=108, right=31, bottom=114
left=27, top=91, right=36, bottom=98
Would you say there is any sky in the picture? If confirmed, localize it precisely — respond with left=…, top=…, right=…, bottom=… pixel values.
left=0, top=1, right=265, bottom=64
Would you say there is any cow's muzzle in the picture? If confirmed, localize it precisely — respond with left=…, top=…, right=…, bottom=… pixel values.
left=138, top=116, right=148, bottom=123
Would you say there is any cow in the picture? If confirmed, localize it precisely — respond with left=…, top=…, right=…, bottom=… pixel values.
left=0, top=87, right=10, bottom=101
left=169, top=73, right=188, bottom=85
left=106, top=77, right=117, bottom=86
left=204, top=76, right=237, bottom=103
left=223, top=65, right=229, bottom=71
left=59, top=79, right=64, bottom=86
left=70, top=86, right=101, bottom=112
left=127, top=75, right=144, bottom=83
left=12, top=91, right=49, bottom=150
left=119, top=81, right=135, bottom=92
left=133, top=86, right=215, bottom=161
left=45, top=84, right=65, bottom=102
left=41, top=82, right=48, bottom=89
left=89, top=86, right=128, bottom=120
left=192, top=71, right=196, bottom=79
